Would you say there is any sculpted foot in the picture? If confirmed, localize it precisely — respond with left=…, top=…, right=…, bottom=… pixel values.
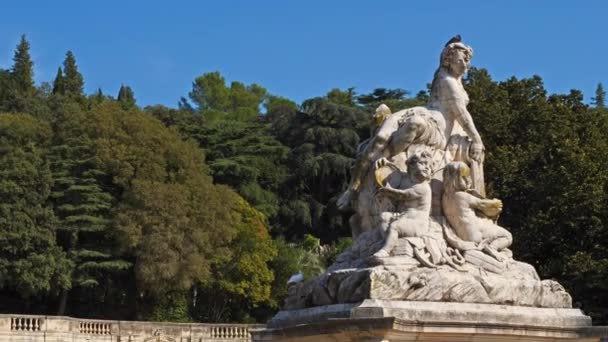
left=373, top=249, right=390, bottom=258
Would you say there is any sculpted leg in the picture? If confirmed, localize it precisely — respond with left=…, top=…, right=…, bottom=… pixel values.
left=387, top=115, right=426, bottom=156
left=337, top=116, right=400, bottom=210
left=374, top=227, right=398, bottom=257
left=375, top=212, right=398, bottom=257
left=489, top=229, right=513, bottom=250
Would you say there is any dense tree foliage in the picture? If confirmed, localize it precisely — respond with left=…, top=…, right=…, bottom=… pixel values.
left=0, top=114, right=71, bottom=303
left=0, top=37, right=607, bottom=324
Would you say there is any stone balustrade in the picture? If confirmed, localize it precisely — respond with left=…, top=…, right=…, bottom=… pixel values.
left=0, top=313, right=263, bottom=342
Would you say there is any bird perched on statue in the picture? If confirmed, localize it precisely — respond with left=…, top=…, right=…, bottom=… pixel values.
left=445, top=34, right=462, bottom=46
left=287, top=271, right=304, bottom=285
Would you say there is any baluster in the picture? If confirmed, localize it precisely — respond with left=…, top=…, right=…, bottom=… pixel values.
left=32, top=319, right=37, bottom=331
left=18, top=318, right=23, bottom=331
left=10, top=318, right=14, bottom=330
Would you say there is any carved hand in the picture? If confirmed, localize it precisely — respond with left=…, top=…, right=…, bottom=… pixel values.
left=374, top=157, right=391, bottom=170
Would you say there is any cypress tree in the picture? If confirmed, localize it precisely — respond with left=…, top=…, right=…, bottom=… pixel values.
left=11, top=35, right=34, bottom=95
left=62, top=51, right=84, bottom=97
left=592, top=83, right=605, bottom=108
left=117, top=84, right=136, bottom=109
left=52, top=67, right=65, bottom=95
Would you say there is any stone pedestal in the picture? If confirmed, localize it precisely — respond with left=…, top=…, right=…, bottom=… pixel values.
left=253, top=300, right=602, bottom=342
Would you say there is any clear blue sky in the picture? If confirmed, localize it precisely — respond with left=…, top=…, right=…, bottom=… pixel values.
left=1, top=1, right=606, bottom=107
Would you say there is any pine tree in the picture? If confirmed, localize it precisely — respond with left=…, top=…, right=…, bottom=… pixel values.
left=117, top=85, right=136, bottom=109
left=592, top=83, right=605, bottom=108
left=49, top=110, right=128, bottom=314
left=11, top=35, right=34, bottom=95
left=62, top=51, right=84, bottom=97
left=52, top=67, right=65, bottom=94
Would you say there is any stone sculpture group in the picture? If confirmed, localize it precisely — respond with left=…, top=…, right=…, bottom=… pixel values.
left=284, top=37, right=573, bottom=310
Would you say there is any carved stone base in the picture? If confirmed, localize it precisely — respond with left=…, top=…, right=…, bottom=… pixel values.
left=285, top=262, right=572, bottom=311
left=254, top=300, right=598, bottom=342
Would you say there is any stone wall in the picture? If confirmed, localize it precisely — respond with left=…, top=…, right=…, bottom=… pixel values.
left=0, top=313, right=262, bottom=342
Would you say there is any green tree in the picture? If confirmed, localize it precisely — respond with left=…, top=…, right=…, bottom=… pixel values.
left=264, top=95, right=298, bottom=114
left=465, top=68, right=608, bottom=323
left=92, top=103, right=259, bottom=319
left=0, top=114, right=71, bottom=302
left=326, top=87, right=356, bottom=107
left=49, top=106, right=129, bottom=315
left=356, top=87, right=425, bottom=112
left=269, top=94, right=369, bottom=240
left=186, top=120, right=289, bottom=221
left=52, top=67, right=65, bottom=95
left=117, top=85, right=137, bottom=109
left=592, top=83, right=605, bottom=108
left=11, top=35, right=35, bottom=95
left=189, top=71, right=231, bottom=114
left=187, top=71, right=267, bottom=121
left=193, top=193, right=276, bottom=323
left=62, top=51, right=84, bottom=98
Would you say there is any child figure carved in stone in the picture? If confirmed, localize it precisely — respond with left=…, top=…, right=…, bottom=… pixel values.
left=373, top=151, right=433, bottom=258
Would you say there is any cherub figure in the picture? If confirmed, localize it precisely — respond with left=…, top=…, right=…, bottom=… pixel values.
left=373, top=151, right=433, bottom=258
left=442, top=161, right=512, bottom=261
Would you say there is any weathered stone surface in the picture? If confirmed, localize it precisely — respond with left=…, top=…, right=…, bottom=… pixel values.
left=260, top=300, right=597, bottom=342
left=286, top=261, right=571, bottom=310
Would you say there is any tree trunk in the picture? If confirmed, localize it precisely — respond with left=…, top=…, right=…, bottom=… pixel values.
left=57, top=289, right=68, bottom=315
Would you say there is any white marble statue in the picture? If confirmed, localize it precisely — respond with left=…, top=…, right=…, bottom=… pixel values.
left=338, top=37, right=484, bottom=216
left=282, top=36, right=574, bottom=311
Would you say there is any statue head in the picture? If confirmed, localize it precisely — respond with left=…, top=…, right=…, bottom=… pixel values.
left=440, top=42, right=474, bottom=76
left=442, top=161, right=472, bottom=194
left=406, top=151, right=433, bottom=182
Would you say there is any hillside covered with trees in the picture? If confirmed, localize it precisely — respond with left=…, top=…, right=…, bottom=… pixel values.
left=0, top=35, right=607, bottom=324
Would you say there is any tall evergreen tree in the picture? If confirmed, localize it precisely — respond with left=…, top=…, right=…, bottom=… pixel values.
left=11, top=35, right=35, bottom=95
left=49, top=108, right=128, bottom=315
left=52, top=67, right=65, bottom=95
left=592, top=83, right=605, bottom=108
left=62, top=51, right=84, bottom=97
left=117, top=85, right=136, bottom=109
